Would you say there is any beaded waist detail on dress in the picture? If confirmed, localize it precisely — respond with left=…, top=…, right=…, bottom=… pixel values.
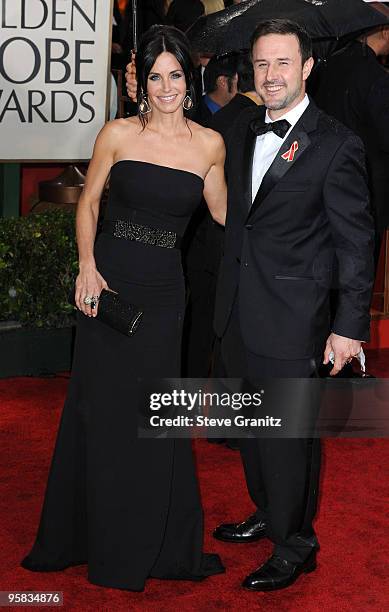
left=102, top=219, right=182, bottom=249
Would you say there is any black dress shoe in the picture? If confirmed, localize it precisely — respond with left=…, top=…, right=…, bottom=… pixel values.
left=242, top=549, right=317, bottom=591
left=213, top=514, right=266, bottom=543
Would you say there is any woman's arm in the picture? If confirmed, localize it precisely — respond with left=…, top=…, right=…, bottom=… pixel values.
left=203, top=131, right=227, bottom=227
left=75, top=122, right=118, bottom=316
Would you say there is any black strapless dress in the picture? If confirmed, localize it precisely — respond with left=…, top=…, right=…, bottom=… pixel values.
left=21, top=161, right=224, bottom=591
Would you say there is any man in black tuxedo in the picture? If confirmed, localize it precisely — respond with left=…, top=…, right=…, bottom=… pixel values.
left=210, top=52, right=261, bottom=138
left=194, top=54, right=239, bottom=127
left=184, top=54, right=259, bottom=447
left=313, top=27, right=389, bottom=264
left=183, top=54, right=238, bottom=376
left=213, top=19, right=375, bottom=591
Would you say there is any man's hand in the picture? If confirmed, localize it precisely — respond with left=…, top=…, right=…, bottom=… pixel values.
left=125, top=51, right=137, bottom=102
left=323, top=333, right=362, bottom=376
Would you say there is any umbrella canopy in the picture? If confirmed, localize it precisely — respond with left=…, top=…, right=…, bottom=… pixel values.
left=186, top=0, right=260, bottom=54
left=187, top=0, right=389, bottom=56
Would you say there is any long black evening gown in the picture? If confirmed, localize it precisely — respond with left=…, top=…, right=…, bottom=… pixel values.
left=21, top=160, right=224, bottom=591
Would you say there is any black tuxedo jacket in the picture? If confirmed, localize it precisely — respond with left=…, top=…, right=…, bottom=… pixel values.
left=214, top=100, right=375, bottom=360
left=210, top=93, right=258, bottom=141
left=198, top=95, right=259, bottom=276
left=193, top=97, right=213, bottom=128
left=186, top=96, right=258, bottom=276
left=314, top=41, right=389, bottom=230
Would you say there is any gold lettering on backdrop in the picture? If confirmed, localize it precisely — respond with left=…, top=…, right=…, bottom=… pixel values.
left=0, top=0, right=100, bottom=125
left=0, top=0, right=97, bottom=31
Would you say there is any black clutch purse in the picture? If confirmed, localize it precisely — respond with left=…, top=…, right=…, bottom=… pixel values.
left=69, top=288, right=144, bottom=337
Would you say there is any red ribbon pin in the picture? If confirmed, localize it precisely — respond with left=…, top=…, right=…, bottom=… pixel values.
left=281, top=141, right=299, bottom=162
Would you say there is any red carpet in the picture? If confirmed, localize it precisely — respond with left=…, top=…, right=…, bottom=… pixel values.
left=1, top=350, right=388, bottom=611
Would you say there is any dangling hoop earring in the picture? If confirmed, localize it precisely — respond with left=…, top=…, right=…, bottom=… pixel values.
left=183, top=94, right=194, bottom=111
left=139, top=93, right=152, bottom=115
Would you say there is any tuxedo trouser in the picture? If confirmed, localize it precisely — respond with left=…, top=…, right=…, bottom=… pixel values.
left=220, top=298, right=321, bottom=563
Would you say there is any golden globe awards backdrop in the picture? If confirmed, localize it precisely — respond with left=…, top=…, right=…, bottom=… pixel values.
left=0, top=0, right=113, bottom=161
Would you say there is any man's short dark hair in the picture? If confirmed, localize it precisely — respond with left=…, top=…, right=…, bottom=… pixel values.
left=203, top=54, right=238, bottom=94
left=237, top=52, right=255, bottom=93
left=250, top=19, right=313, bottom=65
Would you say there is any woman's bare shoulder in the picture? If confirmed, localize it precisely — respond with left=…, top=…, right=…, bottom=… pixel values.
left=102, top=116, right=141, bottom=137
left=94, top=118, right=142, bottom=156
left=188, top=120, right=225, bottom=152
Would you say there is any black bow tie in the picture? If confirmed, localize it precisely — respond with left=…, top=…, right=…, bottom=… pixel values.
left=250, top=118, right=291, bottom=139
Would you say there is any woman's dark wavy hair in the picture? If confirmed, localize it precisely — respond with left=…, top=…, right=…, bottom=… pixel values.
left=136, top=25, right=197, bottom=128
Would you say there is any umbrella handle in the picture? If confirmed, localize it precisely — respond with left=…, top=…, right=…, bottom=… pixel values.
left=132, top=0, right=138, bottom=52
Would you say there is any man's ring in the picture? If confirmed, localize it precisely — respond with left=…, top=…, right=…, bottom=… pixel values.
left=83, top=296, right=93, bottom=305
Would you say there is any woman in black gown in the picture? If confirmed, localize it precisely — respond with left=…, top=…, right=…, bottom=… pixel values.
left=21, top=26, right=227, bottom=592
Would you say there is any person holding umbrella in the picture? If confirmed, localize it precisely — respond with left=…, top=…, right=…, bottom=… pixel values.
left=125, top=19, right=374, bottom=592
left=142, top=0, right=204, bottom=32
left=314, top=19, right=389, bottom=265
left=183, top=52, right=258, bottom=380
left=166, top=0, right=205, bottom=31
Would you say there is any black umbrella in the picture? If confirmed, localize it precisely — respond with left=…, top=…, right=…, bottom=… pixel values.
left=186, top=0, right=261, bottom=54
left=131, top=0, right=139, bottom=51
left=188, top=0, right=389, bottom=56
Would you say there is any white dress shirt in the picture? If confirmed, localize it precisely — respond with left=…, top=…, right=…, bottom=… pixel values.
left=251, top=94, right=310, bottom=203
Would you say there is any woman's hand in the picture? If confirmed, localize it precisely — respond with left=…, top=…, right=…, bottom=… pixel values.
left=75, top=262, right=108, bottom=317
left=125, top=51, right=138, bottom=102
left=74, top=121, right=118, bottom=317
